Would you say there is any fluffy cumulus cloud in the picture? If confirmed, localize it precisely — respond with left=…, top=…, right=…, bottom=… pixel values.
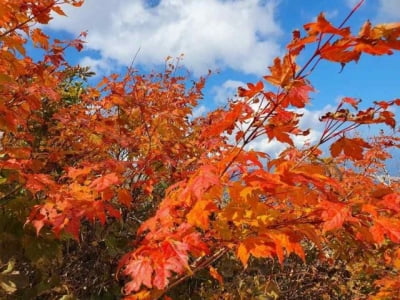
left=78, top=56, right=113, bottom=76
left=212, top=79, right=245, bottom=104
left=346, top=0, right=400, bottom=21
left=49, top=0, right=282, bottom=76
left=191, top=104, right=208, bottom=118
left=376, top=0, right=400, bottom=21
left=345, top=0, right=360, bottom=9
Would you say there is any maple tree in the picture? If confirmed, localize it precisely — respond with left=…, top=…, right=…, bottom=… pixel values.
left=1, top=0, right=400, bottom=299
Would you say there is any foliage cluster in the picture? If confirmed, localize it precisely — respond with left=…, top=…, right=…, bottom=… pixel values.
left=1, top=1, right=400, bottom=299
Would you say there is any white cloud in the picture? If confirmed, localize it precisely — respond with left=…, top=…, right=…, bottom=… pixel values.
left=247, top=136, right=286, bottom=157
left=376, top=0, right=400, bottom=21
left=346, top=0, right=400, bottom=22
left=345, top=0, right=360, bottom=9
left=78, top=56, right=113, bottom=76
left=49, top=0, right=282, bottom=76
left=298, top=105, right=335, bottom=129
left=325, top=9, right=339, bottom=20
left=192, top=104, right=208, bottom=118
left=212, top=80, right=245, bottom=104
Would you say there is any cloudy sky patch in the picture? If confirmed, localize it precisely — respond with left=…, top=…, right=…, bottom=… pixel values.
left=49, top=0, right=282, bottom=76
left=45, top=0, right=400, bottom=160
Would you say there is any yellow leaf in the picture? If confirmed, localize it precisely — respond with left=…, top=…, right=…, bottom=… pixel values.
left=187, top=199, right=217, bottom=230
left=237, top=243, right=250, bottom=267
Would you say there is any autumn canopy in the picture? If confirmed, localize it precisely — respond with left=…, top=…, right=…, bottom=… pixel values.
left=1, top=0, right=400, bottom=299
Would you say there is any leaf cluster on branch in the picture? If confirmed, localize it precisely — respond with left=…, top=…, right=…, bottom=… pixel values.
left=0, top=0, right=400, bottom=299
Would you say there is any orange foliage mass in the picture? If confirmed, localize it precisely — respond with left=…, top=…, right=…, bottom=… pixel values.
left=0, top=1, right=400, bottom=299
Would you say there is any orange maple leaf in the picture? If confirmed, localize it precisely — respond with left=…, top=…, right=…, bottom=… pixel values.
left=238, top=81, right=264, bottom=98
left=330, top=137, right=371, bottom=160
left=304, top=13, right=350, bottom=37
left=89, top=173, right=121, bottom=192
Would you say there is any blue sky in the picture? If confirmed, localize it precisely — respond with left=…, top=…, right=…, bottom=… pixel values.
left=46, top=0, right=400, bottom=108
left=41, top=0, right=400, bottom=163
